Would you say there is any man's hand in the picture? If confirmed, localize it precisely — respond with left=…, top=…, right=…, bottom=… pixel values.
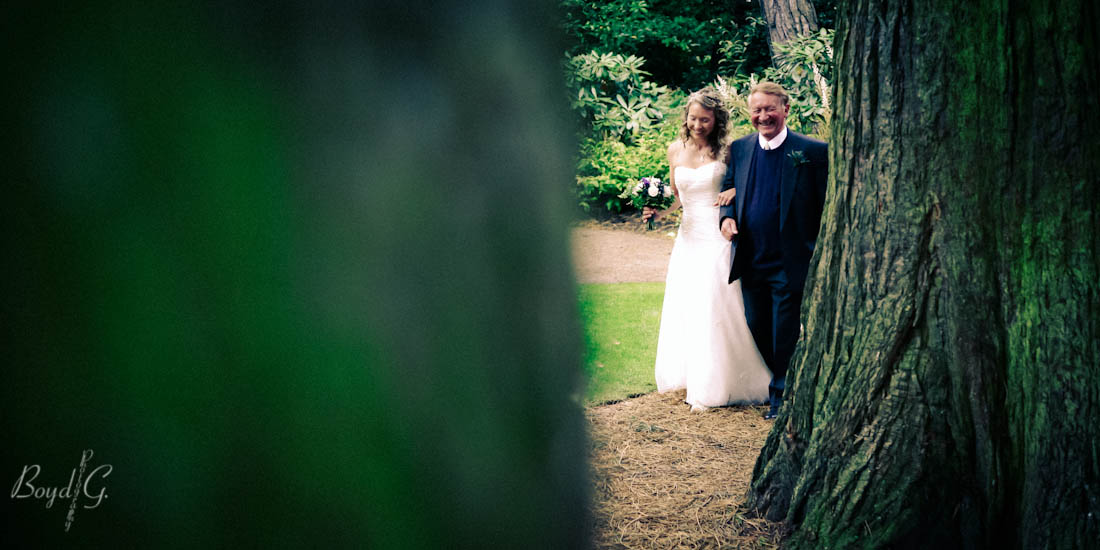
left=714, top=188, right=735, bottom=206
left=720, top=217, right=738, bottom=241
left=642, top=206, right=660, bottom=223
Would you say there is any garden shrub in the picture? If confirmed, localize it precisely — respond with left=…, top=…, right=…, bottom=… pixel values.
left=560, top=0, right=774, bottom=91
left=721, top=29, right=834, bottom=139
left=565, top=51, right=679, bottom=144
left=574, top=92, right=685, bottom=214
left=565, top=24, right=835, bottom=218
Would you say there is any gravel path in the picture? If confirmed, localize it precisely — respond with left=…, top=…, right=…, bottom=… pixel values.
left=571, top=223, right=676, bottom=283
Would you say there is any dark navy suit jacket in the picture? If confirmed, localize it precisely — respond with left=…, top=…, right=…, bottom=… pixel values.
left=718, top=130, right=828, bottom=291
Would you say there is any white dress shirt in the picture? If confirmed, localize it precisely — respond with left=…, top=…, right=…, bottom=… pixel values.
left=758, top=126, right=788, bottom=150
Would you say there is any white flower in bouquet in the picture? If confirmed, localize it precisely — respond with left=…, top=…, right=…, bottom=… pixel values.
left=627, top=176, right=674, bottom=230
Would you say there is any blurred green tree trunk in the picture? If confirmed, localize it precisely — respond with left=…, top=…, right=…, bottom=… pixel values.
left=748, top=0, right=1100, bottom=547
left=759, top=0, right=820, bottom=64
left=2, top=1, right=588, bottom=547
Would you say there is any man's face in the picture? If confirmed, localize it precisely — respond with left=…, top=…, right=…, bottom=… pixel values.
left=748, top=92, right=789, bottom=140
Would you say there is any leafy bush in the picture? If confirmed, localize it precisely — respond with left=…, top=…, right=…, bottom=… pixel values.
left=719, top=29, right=834, bottom=139
left=574, top=92, right=685, bottom=214
left=563, top=13, right=836, bottom=218
left=572, top=28, right=836, bottom=217
left=714, top=13, right=770, bottom=78
left=560, top=0, right=775, bottom=91
left=709, top=74, right=755, bottom=139
left=768, top=29, right=833, bottom=137
left=565, top=51, right=679, bottom=144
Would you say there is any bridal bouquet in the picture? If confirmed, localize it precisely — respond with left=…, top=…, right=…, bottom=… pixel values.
left=624, top=176, right=673, bottom=229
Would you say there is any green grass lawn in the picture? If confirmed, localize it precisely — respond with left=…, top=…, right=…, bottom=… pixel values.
left=578, top=282, right=665, bottom=404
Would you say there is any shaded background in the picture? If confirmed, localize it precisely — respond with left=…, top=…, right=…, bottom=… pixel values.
left=2, top=1, right=588, bottom=547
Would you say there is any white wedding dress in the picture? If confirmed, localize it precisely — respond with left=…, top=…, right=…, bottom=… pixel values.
left=654, top=161, right=772, bottom=407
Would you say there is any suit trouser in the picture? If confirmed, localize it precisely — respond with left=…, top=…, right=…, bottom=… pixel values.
left=740, top=268, right=802, bottom=408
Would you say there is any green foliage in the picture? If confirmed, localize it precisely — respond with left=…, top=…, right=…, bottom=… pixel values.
left=723, top=29, right=835, bottom=138
left=714, top=13, right=770, bottom=78
left=574, top=93, right=684, bottom=213
left=561, top=0, right=656, bottom=57
left=770, top=29, right=834, bottom=136
left=709, top=74, right=756, bottom=138
left=578, top=282, right=665, bottom=404
left=568, top=26, right=836, bottom=217
left=560, top=0, right=773, bottom=91
left=810, top=0, right=838, bottom=29
left=562, top=2, right=837, bottom=217
left=565, top=51, right=679, bottom=144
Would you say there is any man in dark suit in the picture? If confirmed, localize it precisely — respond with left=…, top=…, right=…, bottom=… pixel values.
left=719, top=82, right=828, bottom=420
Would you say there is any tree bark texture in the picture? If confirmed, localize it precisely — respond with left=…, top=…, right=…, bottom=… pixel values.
left=748, top=0, right=1100, bottom=548
left=759, top=0, right=820, bottom=63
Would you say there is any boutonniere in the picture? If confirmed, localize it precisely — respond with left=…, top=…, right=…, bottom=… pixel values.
left=788, top=150, right=810, bottom=167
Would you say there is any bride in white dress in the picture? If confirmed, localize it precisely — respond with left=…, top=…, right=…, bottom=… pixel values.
left=643, top=88, right=771, bottom=411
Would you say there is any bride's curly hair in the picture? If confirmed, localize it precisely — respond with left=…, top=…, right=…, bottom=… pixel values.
left=679, top=87, right=730, bottom=161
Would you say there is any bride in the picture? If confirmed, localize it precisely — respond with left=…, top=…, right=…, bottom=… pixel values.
left=643, top=88, right=771, bottom=411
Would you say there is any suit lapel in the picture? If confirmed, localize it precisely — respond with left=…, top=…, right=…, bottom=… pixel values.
left=734, top=136, right=756, bottom=222
left=779, top=133, right=800, bottom=230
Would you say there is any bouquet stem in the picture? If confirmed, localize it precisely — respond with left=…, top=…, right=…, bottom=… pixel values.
left=647, top=218, right=655, bottom=230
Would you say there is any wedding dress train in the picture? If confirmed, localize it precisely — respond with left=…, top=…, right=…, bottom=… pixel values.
left=654, top=161, right=772, bottom=407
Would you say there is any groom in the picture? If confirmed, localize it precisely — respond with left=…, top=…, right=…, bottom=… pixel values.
left=719, top=82, right=827, bottom=420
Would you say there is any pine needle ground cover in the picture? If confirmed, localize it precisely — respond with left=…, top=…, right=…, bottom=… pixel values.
left=588, top=390, right=785, bottom=549
left=580, top=283, right=785, bottom=548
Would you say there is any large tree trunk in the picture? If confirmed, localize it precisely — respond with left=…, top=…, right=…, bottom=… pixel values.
left=759, top=0, right=820, bottom=63
left=748, top=0, right=1100, bottom=547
